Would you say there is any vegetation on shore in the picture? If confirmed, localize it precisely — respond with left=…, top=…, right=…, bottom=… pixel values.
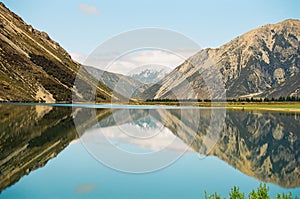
left=145, top=96, right=300, bottom=103
left=131, top=100, right=300, bottom=111
left=2, top=96, right=300, bottom=112
left=204, top=184, right=299, bottom=199
left=131, top=97, right=300, bottom=112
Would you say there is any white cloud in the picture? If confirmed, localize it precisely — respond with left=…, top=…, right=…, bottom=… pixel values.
left=79, top=4, right=101, bottom=15
left=70, top=48, right=200, bottom=76
left=107, top=49, right=197, bottom=75
left=76, top=48, right=198, bottom=75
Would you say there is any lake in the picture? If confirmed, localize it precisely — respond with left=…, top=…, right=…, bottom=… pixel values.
left=0, top=104, right=299, bottom=198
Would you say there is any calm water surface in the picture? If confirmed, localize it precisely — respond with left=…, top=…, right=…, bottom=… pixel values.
left=0, top=104, right=299, bottom=198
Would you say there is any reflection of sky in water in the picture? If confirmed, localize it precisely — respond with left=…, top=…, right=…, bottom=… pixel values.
left=85, top=119, right=193, bottom=154
left=2, top=142, right=299, bottom=199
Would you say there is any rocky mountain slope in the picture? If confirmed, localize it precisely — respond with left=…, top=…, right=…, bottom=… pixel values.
left=142, top=19, right=300, bottom=100
left=0, top=3, right=118, bottom=103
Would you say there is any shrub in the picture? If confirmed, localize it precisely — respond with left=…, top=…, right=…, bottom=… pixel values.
left=203, top=184, right=298, bottom=199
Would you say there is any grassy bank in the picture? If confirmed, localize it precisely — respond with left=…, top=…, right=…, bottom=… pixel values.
left=130, top=101, right=300, bottom=112
left=226, top=102, right=300, bottom=112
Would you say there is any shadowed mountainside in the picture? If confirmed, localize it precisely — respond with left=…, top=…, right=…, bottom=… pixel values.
left=0, top=3, right=122, bottom=103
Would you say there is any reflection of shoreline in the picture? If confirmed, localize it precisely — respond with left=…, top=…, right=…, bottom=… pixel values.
left=6, top=102, right=300, bottom=113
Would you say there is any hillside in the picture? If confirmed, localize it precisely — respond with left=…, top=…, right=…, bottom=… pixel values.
left=84, top=66, right=149, bottom=99
left=0, top=3, right=117, bottom=103
left=142, top=19, right=300, bottom=100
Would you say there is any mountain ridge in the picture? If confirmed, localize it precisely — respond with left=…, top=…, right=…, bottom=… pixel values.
left=0, top=2, right=119, bottom=103
left=142, top=19, right=300, bottom=100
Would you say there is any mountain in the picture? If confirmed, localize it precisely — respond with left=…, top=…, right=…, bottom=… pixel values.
left=83, top=66, right=149, bottom=99
left=2, top=2, right=299, bottom=102
left=142, top=19, right=300, bottom=100
left=0, top=3, right=118, bottom=103
left=129, top=67, right=171, bottom=84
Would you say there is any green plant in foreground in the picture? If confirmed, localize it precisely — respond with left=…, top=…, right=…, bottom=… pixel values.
left=230, top=186, right=245, bottom=199
left=248, top=183, right=270, bottom=199
left=204, top=191, right=222, bottom=199
left=204, top=184, right=298, bottom=199
left=275, top=193, right=299, bottom=199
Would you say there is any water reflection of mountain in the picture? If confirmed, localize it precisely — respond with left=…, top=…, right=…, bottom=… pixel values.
left=211, top=111, right=300, bottom=188
left=97, top=109, right=217, bottom=152
left=1, top=106, right=299, bottom=191
left=0, top=105, right=110, bottom=192
left=99, top=109, right=299, bottom=188
left=151, top=109, right=300, bottom=188
left=0, top=105, right=76, bottom=191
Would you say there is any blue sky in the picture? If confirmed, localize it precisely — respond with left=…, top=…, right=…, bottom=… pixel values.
left=1, top=0, right=300, bottom=66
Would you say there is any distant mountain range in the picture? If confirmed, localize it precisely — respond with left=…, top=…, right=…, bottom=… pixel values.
left=82, top=66, right=149, bottom=99
left=0, top=1, right=299, bottom=102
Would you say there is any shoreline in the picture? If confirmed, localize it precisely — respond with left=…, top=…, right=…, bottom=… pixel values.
left=1, top=101, right=300, bottom=112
